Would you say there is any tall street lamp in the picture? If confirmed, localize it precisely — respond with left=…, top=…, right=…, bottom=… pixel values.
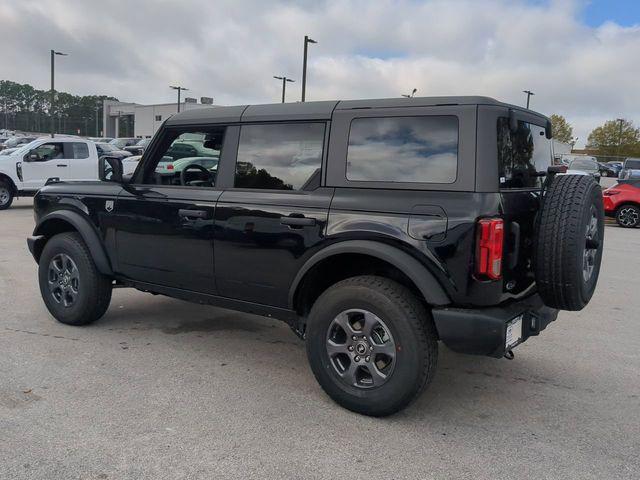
left=95, top=102, right=101, bottom=137
left=274, top=76, right=295, bottom=103
left=301, top=35, right=317, bottom=102
left=170, top=85, right=189, bottom=113
left=617, top=118, right=625, bottom=158
left=50, top=49, right=68, bottom=137
left=523, top=90, right=535, bottom=109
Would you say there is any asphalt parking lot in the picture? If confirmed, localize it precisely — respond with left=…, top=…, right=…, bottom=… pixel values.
left=1, top=194, right=638, bottom=480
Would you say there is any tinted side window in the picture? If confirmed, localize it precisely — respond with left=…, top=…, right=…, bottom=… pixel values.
left=68, top=142, right=89, bottom=159
left=346, top=116, right=458, bottom=183
left=497, top=118, right=552, bottom=189
left=235, top=123, right=325, bottom=190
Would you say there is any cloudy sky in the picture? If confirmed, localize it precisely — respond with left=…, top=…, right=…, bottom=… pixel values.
left=1, top=0, right=639, bottom=146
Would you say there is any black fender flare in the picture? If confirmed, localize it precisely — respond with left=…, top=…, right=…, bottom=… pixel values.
left=31, top=210, right=113, bottom=276
left=288, top=240, right=451, bottom=309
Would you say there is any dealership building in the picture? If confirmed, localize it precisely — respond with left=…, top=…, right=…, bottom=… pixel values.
left=102, top=98, right=215, bottom=138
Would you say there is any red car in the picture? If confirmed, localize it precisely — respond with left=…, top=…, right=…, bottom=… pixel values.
left=603, top=180, right=640, bottom=227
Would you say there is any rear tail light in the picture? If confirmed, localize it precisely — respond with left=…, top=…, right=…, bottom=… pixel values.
left=476, top=218, right=504, bottom=280
left=602, top=189, right=619, bottom=196
left=167, top=164, right=174, bottom=170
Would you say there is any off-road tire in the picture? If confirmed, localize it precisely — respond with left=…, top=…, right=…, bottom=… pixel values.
left=306, top=275, right=438, bottom=417
left=615, top=204, right=640, bottom=228
left=0, top=180, right=14, bottom=210
left=38, top=232, right=112, bottom=325
left=535, top=175, right=604, bottom=310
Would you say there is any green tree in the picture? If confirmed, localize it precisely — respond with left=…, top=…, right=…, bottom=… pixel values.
left=0, top=79, right=117, bottom=135
left=550, top=114, right=574, bottom=144
left=587, top=119, right=640, bottom=157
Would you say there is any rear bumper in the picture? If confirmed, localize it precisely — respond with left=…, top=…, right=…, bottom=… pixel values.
left=431, top=294, right=558, bottom=358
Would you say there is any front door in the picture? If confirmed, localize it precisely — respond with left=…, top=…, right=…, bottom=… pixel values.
left=112, top=127, right=227, bottom=294
left=214, top=122, right=331, bottom=307
left=21, top=141, right=69, bottom=190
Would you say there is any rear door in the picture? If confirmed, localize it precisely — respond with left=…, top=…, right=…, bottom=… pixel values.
left=65, top=142, right=99, bottom=181
left=477, top=105, right=553, bottom=298
left=21, top=141, right=69, bottom=190
left=213, top=122, right=332, bottom=307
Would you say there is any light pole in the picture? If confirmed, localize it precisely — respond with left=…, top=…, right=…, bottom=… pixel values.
left=402, top=88, right=417, bottom=98
left=616, top=118, right=625, bottom=158
left=95, top=102, right=101, bottom=137
left=301, top=35, right=317, bottom=102
left=274, top=76, right=295, bottom=103
left=523, top=90, right=535, bottom=109
left=170, top=85, right=188, bottom=113
left=50, top=49, right=68, bottom=137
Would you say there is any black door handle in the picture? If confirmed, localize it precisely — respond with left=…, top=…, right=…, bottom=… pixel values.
left=179, top=209, right=208, bottom=219
left=280, top=215, right=316, bottom=227
left=56, top=164, right=67, bottom=167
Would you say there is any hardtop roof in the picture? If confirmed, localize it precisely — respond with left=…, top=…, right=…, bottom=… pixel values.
left=164, top=96, right=542, bottom=126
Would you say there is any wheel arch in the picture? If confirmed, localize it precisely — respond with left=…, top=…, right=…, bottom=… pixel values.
left=31, top=211, right=113, bottom=276
left=289, top=240, right=451, bottom=316
left=0, top=173, right=18, bottom=193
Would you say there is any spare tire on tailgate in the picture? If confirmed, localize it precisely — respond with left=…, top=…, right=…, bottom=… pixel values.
left=534, top=174, right=604, bottom=311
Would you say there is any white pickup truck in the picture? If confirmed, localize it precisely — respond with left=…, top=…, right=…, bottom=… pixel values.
left=0, top=136, right=113, bottom=210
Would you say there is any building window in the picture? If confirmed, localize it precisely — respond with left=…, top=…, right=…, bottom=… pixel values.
left=155, top=115, right=162, bottom=121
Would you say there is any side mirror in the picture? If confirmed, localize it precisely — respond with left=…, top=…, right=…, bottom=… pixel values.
left=99, top=156, right=123, bottom=183
left=545, top=119, right=553, bottom=139
left=508, top=109, right=518, bottom=133
left=25, top=152, right=39, bottom=162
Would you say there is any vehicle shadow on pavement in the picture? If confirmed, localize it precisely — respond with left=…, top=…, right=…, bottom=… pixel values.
left=96, top=292, right=601, bottom=422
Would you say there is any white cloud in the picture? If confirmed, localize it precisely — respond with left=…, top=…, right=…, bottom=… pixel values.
left=0, top=0, right=639, bottom=146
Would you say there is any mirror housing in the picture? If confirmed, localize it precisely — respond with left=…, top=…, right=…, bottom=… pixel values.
left=508, top=108, right=518, bottom=133
left=545, top=118, right=553, bottom=139
left=99, top=156, right=123, bottom=183
left=24, top=152, right=39, bottom=162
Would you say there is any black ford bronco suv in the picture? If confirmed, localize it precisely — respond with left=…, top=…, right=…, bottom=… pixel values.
left=27, top=97, right=604, bottom=416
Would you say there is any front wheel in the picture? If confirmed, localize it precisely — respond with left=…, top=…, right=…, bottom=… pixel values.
left=616, top=204, right=640, bottom=228
left=0, top=181, right=14, bottom=210
left=306, top=276, right=438, bottom=417
left=38, top=232, right=113, bottom=325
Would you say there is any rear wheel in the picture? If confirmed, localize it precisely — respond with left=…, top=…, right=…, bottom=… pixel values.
left=306, top=276, right=438, bottom=417
left=616, top=204, right=640, bottom=228
left=0, top=180, right=14, bottom=210
left=38, top=232, right=112, bottom=325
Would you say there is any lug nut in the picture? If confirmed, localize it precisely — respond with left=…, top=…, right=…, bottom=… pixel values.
left=365, top=356, right=370, bottom=362
left=354, top=356, right=361, bottom=362
left=370, top=345, right=374, bottom=351
left=352, top=335, right=357, bottom=341
left=362, top=336, right=366, bottom=340
left=348, top=345, right=354, bottom=352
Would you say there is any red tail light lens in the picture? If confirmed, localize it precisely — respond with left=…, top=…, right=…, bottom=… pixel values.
left=602, top=189, right=619, bottom=196
left=476, top=218, right=504, bottom=280
left=167, top=164, right=174, bottom=170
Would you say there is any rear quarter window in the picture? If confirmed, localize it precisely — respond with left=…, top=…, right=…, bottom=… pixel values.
left=346, top=116, right=458, bottom=183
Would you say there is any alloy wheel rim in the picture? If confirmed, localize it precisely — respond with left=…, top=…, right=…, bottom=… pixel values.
left=48, top=253, right=80, bottom=308
left=583, top=206, right=599, bottom=282
left=0, top=187, right=9, bottom=206
left=619, top=207, right=639, bottom=227
left=326, top=309, right=396, bottom=389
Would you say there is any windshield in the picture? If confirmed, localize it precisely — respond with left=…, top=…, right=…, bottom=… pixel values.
left=570, top=159, right=597, bottom=170
left=497, top=118, right=552, bottom=189
left=13, top=139, right=41, bottom=156
left=624, top=158, right=640, bottom=169
left=97, top=143, right=117, bottom=151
